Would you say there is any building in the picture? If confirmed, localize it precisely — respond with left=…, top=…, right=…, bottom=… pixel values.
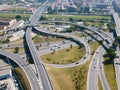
left=0, top=67, right=12, bottom=80
left=0, top=7, right=33, bottom=14
left=0, top=66, right=17, bottom=90
left=0, top=19, right=17, bottom=30
left=113, top=0, right=120, bottom=13
left=50, top=0, right=78, bottom=11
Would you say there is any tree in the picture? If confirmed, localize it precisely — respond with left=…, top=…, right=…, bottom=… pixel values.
left=39, top=44, right=41, bottom=47
left=109, top=52, right=116, bottom=62
left=63, top=41, right=65, bottom=44
left=107, top=47, right=115, bottom=53
left=104, top=47, right=116, bottom=63
left=66, top=28, right=72, bottom=32
left=70, top=44, right=73, bottom=49
left=2, top=38, right=10, bottom=43
left=116, top=36, right=120, bottom=43
left=36, top=46, right=39, bottom=50
left=53, top=49, right=55, bottom=53
left=40, top=16, right=46, bottom=20
left=69, top=17, right=74, bottom=22
left=78, top=26, right=85, bottom=31
left=112, top=40, right=118, bottom=48
left=15, top=15, right=21, bottom=21
left=14, top=47, right=19, bottom=53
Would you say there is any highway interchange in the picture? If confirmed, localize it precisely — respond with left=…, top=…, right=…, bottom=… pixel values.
left=0, top=0, right=120, bottom=90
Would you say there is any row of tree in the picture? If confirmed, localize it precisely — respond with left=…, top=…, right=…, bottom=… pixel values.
left=104, top=37, right=120, bottom=63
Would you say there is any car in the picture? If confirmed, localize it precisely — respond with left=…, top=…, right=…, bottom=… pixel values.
left=116, top=56, right=119, bottom=58
left=15, top=83, right=18, bottom=87
left=50, top=48, right=53, bottom=50
left=58, top=47, right=60, bottom=48
left=54, top=44, right=58, bottom=47
left=22, top=57, right=25, bottom=59
left=84, top=57, right=86, bottom=59
left=76, top=62, right=79, bottom=64
left=116, top=63, right=120, bottom=65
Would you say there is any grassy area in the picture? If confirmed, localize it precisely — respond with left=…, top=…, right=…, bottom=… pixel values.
left=14, top=67, right=31, bottom=90
left=89, top=41, right=100, bottom=53
left=74, top=32, right=87, bottom=38
left=98, top=76, right=103, bottom=90
left=84, top=21, right=104, bottom=27
left=33, top=35, right=62, bottom=44
left=9, top=8, right=29, bottom=11
left=0, top=14, right=30, bottom=19
left=46, top=59, right=91, bottom=90
left=44, top=42, right=100, bottom=90
left=5, top=48, right=24, bottom=53
left=103, top=28, right=110, bottom=32
left=43, top=14, right=111, bottom=20
left=11, top=38, right=24, bottom=45
left=103, top=57, right=117, bottom=90
left=41, top=46, right=85, bottom=64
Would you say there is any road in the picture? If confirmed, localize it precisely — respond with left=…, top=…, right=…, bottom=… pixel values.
left=34, top=22, right=113, bottom=89
left=33, top=25, right=112, bottom=90
left=29, top=0, right=49, bottom=25
left=112, top=8, right=120, bottom=89
left=87, top=30, right=113, bottom=90
left=99, top=56, right=110, bottom=90
left=87, top=46, right=110, bottom=90
left=34, top=26, right=91, bottom=66
left=112, top=9, right=120, bottom=36
left=0, top=2, right=115, bottom=89
left=26, top=0, right=53, bottom=90
left=40, top=20, right=113, bottom=44
left=2, top=19, right=113, bottom=89
left=114, top=46, right=120, bottom=90
left=0, top=49, right=40, bottom=90
left=25, top=27, right=52, bottom=90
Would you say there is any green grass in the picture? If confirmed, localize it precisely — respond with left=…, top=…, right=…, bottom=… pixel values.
left=5, top=48, right=24, bottom=53
left=84, top=21, right=104, bottom=27
left=103, top=57, right=117, bottom=90
left=33, top=35, right=62, bottom=44
left=43, top=14, right=111, bottom=20
left=9, top=8, right=29, bottom=11
left=89, top=41, right=100, bottom=52
left=0, top=14, right=30, bottom=19
left=44, top=42, right=100, bottom=90
left=46, top=59, right=91, bottom=90
left=41, top=46, right=85, bottom=64
left=98, top=76, right=103, bottom=90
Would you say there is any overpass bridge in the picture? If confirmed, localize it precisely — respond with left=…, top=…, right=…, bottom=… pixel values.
left=0, top=49, right=40, bottom=90
left=112, top=9, right=120, bottom=36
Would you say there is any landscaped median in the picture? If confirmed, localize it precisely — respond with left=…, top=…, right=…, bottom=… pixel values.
left=5, top=47, right=24, bottom=53
left=42, top=42, right=99, bottom=90
left=98, top=76, right=103, bottom=90
left=13, top=67, right=31, bottom=90
left=103, top=46, right=118, bottom=90
left=103, top=57, right=117, bottom=90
